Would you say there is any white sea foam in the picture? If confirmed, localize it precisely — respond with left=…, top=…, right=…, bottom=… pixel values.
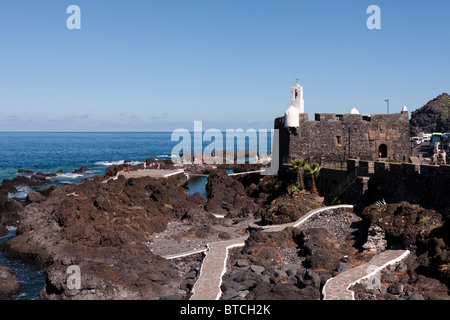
left=95, top=160, right=143, bottom=166
left=8, top=185, right=32, bottom=199
left=126, top=161, right=143, bottom=166
left=156, top=155, right=178, bottom=158
left=95, top=160, right=126, bottom=166
left=6, top=226, right=17, bottom=232
left=56, top=173, right=84, bottom=179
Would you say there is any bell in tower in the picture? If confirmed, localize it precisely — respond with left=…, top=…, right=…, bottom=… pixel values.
left=290, top=82, right=304, bottom=114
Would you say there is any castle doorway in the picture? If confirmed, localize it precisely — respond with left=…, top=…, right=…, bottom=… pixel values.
left=378, top=144, right=387, bottom=158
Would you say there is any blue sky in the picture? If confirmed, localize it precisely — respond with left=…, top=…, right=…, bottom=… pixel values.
left=0, top=0, right=449, bottom=131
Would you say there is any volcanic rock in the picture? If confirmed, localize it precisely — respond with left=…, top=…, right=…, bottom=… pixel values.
left=17, top=169, right=34, bottom=175
left=250, top=265, right=265, bottom=274
left=246, top=282, right=320, bottom=300
left=205, top=170, right=260, bottom=218
left=387, top=283, right=403, bottom=295
left=26, top=192, right=45, bottom=203
left=410, top=93, right=450, bottom=134
left=0, top=223, right=7, bottom=237
left=241, top=228, right=297, bottom=267
left=0, top=266, right=21, bottom=299
left=297, top=228, right=352, bottom=271
left=260, top=193, right=322, bottom=225
left=360, top=202, right=443, bottom=252
left=408, top=293, right=425, bottom=300
left=72, top=167, right=91, bottom=174
left=1, top=173, right=201, bottom=300
left=412, top=275, right=450, bottom=300
left=0, top=193, right=23, bottom=228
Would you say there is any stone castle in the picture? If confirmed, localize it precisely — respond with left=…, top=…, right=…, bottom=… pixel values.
left=275, top=83, right=412, bottom=165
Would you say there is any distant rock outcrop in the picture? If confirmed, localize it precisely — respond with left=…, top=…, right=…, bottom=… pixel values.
left=410, top=93, right=450, bottom=134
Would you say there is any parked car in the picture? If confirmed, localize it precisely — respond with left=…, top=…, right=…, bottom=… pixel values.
left=412, top=137, right=422, bottom=145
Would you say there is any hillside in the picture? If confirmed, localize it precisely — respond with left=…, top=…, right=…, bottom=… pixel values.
left=410, top=93, right=450, bottom=134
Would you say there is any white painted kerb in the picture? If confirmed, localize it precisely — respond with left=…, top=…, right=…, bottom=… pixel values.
left=215, top=242, right=246, bottom=300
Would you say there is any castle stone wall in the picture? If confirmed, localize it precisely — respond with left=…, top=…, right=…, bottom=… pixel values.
left=275, top=111, right=411, bottom=165
left=342, top=159, right=450, bottom=209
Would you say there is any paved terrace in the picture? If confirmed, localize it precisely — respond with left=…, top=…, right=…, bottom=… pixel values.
left=102, top=169, right=185, bottom=183
left=118, top=169, right=185, bottom=179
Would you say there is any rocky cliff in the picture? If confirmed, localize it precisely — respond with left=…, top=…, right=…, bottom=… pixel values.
left=410, top=93, right=450, bottom=134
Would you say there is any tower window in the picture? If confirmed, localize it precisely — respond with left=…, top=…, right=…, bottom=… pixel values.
left=295, top=89, right=298, bottom=99
left=335, top=135, right=342, bottom=146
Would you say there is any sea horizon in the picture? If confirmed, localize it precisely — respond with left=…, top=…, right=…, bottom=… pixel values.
left=0, top=131, right=272, bottom=183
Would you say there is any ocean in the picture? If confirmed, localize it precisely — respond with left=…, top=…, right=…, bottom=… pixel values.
left=0, top=131, right=272, bottom=299
left=0, top=131, right=272, bottom=184
left=0, top=132, right=175, bottom=185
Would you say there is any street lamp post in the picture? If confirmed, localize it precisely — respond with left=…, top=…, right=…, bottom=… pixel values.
left=342, top=122, right=358, bottom=160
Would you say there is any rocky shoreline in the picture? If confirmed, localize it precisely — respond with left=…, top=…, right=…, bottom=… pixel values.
left=0, top=158, right=449, bottom=300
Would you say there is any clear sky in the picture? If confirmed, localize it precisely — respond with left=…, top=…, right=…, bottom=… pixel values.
left=0, top=0, right=449, bottom=131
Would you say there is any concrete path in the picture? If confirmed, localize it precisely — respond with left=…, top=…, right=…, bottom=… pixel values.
left=249, top=204, right=355, bottom=232
left=118, top=169, right=185, bottom=179
left=159, top=203, right=410, bottom=301
left=102, top=169, right=185, bottom=183
left=162, top=248, right=209, bottom=260
left=187, top=204, right=355, bottom=300
left=322, top=249, right=410, bottom=300
left=190, top=237, right=248, bottom=300
left=228, top=170, right=265, bottom=176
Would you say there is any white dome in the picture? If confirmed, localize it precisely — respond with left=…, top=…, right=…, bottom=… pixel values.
left=285, top=105, right=300, bottom=127
left=402, top=105, right=408, bottom=112
left=349, top=107, right=360, bottom=115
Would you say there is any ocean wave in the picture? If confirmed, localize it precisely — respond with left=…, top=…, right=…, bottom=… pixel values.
left=127, top=161, right=143, bottom=166
left=56, top=173, right=84, bottom=179
left=95, top=160, right=126, bottom=166
left=156, top=155, right=178, bottom=158
left=95, top=160, right=143, bottom=166
left=8, top=185, right=32, bottom=199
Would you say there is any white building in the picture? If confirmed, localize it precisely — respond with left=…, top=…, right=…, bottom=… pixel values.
left=284, top=83, right=305, bottom=128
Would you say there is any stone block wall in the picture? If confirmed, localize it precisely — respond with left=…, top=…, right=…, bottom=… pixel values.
left=343, top=159, right=450, bottom=209
left=275, top=111, right=411, bottom=165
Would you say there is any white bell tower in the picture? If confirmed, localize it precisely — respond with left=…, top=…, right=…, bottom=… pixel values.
left=290, top=82, right=304, bottom=114
left=284, top=81, right=304, bottom=128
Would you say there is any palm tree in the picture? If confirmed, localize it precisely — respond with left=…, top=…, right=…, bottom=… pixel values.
left=303, top=163, right=322, bottom=195
left=290, top=158, right=307, bottom=190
